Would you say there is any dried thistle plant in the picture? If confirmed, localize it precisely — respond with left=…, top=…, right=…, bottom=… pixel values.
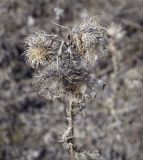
left=24, top=17, right=108, bottom=160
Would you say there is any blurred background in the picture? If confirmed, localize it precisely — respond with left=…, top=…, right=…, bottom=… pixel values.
left=0, top=0, right=143, bottom=160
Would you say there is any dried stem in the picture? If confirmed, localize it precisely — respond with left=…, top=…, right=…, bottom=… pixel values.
left=67, top=99, right=75, bottom=160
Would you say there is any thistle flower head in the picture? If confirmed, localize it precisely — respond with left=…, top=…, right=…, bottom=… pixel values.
left=33, top=64, right=65, bottom=100
left=71, top=17, right=108, bottom=68
left=24, top=31, right=61, bottom=68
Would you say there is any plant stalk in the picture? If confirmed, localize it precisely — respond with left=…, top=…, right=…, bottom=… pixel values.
left=68, top=99, right=75, bottom=160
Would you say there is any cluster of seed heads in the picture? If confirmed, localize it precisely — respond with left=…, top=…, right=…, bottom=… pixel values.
left=24, top=17, right=108, bottom=160
left=24, top=17, right=108, bottom=105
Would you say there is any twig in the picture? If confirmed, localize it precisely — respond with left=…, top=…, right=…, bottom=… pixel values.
left=122, top=19, right=143, bottom=31
left=51, top=22, right=71, bottom=31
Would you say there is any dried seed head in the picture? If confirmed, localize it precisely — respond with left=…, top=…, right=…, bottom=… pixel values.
left=24, top=30, right=61, bottom=68
left=71, top=17, right=108, bottom=67
left=33, top=50, right=89, bottom=101
left=33, top=64, right=65, bottom=100
left=25, top=47, right=48, bottom=68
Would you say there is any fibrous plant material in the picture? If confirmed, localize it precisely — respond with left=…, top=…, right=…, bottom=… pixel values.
left=24, top=17, right=108, bottom=160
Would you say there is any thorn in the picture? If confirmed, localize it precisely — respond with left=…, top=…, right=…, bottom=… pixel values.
left=57, top=40, right=64, bottom=69
left=82, top=110, right=86, bottom=118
